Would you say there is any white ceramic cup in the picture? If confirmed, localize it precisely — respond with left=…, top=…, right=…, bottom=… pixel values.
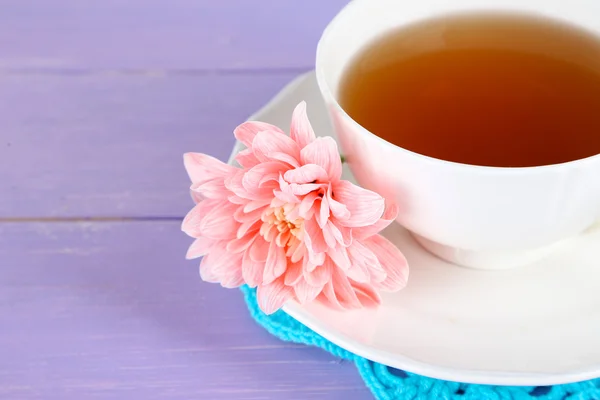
left=316, top=0, right=600, bottom=269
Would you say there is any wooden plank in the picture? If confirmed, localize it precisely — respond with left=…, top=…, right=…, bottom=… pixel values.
left=0, top=73, right=299, bottom=218
left=0, top=221, right=370, bottom=399
left=0, top=0, right=348, bottom=71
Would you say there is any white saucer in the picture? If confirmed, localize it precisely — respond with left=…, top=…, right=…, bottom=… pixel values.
left=229, top=71, right=600, bottom=386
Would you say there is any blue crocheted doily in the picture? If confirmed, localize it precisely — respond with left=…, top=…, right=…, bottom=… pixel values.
left=241, top=286, right=600, bottom=400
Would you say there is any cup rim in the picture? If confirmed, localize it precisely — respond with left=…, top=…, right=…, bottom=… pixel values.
left=315, top=0, right=600, bottom=173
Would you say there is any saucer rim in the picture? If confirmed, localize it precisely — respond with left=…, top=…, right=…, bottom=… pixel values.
left=228, top=71, right=600, bottom=386
left=282, top=301, right=600, bottom=386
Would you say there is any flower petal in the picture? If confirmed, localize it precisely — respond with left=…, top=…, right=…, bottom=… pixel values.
left=268, top=152, right=301, bottom=168
left=364, top=234, right=409, bottom=292
left=300, top=137, right=342, bottom=181
left=228, top=195, right=246, bottom=205
left=190, top=190, right=204, bottom=204
left=233, top=204, right=264, bottom=223
left=274, top=176, right=301, bottom=204
left=317, top=282, right=343, bottom=310
left=234, top=121, right=284, bottom=147
left=318, top=268, right=362, bottom=310
left=306, top=251, right=325, bottom=270
left=347, top=240, right=383, bottom=275
left=327, top=185, right=350, bottom=220
left=261, top=223, right=278, bottom=242
left=284, top=164, right=328, bottom=185
left=186, top=236, right=216, bottom=259
left=289, top=183, right=326, bottom=196
left=252, top=130, right=300, bottom=163
left=199, top=244, right=244, bottom=288
left=368, top=264, right=387, bottom=284
left=284, top=261, right=304, bottom=286
left=294, top=279, right=323, bottom=304
left=326, top=220, right=346, bottom=246
left=263, top=241, right=287, bottom=284
left=198, top=202, right=239, bottom=240
left=257, top=277, right=294, bottom=315
left=346, top=262, right=370, bottom=283
left=290, top=240, right=306, bottom=264
left=184, top=153, right=235, bottom=184
left=181, top=202, right=205, bottom=237
left=298, top=192, right=318, bottom=219
left=227, top=234, right=257, bottom=254
left=220, top=266, right=245, bottom=288
left=351, top=282, right=382, bottom=308
left=333, top=180, right=385, bottom=228
left=243, top=199, right=270, bottom=213
left=327, top=246, right=351, bottom=271
left=199, top=253, right=220, bottom=283
left=181, top=199, right=220, bottom=237
left=235, top=149, right=261, bottom=169
left=283, top=202, right=301, bottom=221
left=303, top=217, right=328, bottom=254
left=329, top=265, right=362, bottom=308
left=304, top=257, right=332, bottom=287
left=224, top=170, right=247, bottom=199
left=250, top=236, right=270, bottom=262
left=321, top=220, right=337, bottom=249
left=242, top=249, right=264, bottom=288
left=275, top=230, right=292, bottom=248
left=336, top=218, right=353, bottom=246
left=317, top=194, right=330, bottom=229
left=243, top=161, right=289, bottom=199
left=290, top=101, right=316, bottom=149
left=259, top=172, right=280, bottom=188
left=353, top=204, right=399, bottom=240
left=191, top=179, right=229, bottom=200
left=237, top=219, right=261, bottom=239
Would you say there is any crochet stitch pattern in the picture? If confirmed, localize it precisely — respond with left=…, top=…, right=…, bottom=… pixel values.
left=241, top=286, right=600, bottom=400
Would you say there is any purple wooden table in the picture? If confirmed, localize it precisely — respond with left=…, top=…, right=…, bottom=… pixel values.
left=0, top=1, right=373, bottom=398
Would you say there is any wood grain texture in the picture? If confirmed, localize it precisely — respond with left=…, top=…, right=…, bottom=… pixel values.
left=0, top=73, right=297, bottom=218
left=1, top=0, right=373, bottom=397
left=0, top=222, right=370, bottom=399
left=0, top=0, right=348, bottom=71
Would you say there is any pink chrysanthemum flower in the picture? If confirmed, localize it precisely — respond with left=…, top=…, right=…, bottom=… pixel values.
left=183, top=102, right=408, bottom=314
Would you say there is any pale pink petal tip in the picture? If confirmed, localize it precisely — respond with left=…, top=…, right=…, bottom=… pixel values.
left=300, top=137, right=342, bottom=181
left=290, top=101, right=316, bottom=149
left=234, top=121, right=284, bottom=147
left=182, top=101, right=409, bottom=314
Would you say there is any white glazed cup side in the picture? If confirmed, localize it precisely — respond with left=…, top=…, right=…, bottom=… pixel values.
left=316, top=0, right=600, bottom=269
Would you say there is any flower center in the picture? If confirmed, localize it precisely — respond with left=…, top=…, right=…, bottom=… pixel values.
left=260, top=205, right=303, bottom=248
